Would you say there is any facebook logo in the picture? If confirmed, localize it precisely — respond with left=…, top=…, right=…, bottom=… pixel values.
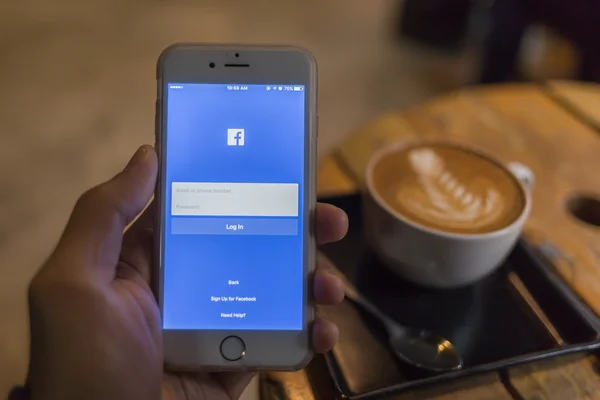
left=227, top=129, right=245, bottom=146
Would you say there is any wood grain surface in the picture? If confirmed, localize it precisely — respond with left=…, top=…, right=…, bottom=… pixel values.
left=393, top=374, right=512, bottom=400
left=315, top=83, right=600, bottom=399
left=546, top=81, right=600, bottom=132
left=508, top=355, right=600, bottom=399
left=316, top=155, right=357, bottom=197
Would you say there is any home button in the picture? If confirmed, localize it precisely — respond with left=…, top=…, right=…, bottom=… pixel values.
left=220, top=336, right=246, bottom=361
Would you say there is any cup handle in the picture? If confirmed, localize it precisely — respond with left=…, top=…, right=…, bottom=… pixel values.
left=508, top=162, right=535, bottom=192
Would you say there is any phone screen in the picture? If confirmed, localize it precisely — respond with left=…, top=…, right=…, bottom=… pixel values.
left=162, top=83, right=306, bottom=331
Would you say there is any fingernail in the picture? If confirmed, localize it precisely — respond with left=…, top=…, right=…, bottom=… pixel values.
left=125, top=145, right=152, bottom=172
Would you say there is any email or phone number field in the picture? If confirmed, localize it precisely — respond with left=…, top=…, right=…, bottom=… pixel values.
left=171, top=182, right=299, bottom=236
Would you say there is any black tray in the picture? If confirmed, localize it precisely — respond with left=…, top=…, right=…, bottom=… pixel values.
left=317, top=193, right=600, bottom=399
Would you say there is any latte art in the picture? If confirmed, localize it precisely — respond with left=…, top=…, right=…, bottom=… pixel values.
left=371, top=143, right=526, bottom=234
left=397, top=149, right=506, bottom=230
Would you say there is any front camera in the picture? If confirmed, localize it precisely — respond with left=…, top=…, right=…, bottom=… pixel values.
left=209, top=62, right=215, bottom=68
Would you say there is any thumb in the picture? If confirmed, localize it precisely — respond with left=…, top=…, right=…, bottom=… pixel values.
left=52, top=145, right=158, bottom=274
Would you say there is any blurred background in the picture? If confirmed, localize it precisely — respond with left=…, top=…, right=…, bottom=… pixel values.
left=0, top=0, right=587, bottom=394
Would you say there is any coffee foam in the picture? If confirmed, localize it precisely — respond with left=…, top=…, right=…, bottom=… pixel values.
left=371, top=144, right=526, bottom=234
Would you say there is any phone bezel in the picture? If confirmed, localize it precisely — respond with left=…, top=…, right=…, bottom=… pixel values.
left=154, top=44, right=317, bottom=371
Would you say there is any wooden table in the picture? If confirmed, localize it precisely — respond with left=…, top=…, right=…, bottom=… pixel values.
left=546, top=81, right=600, bottom=132
left=264, top=81, right=600, bottom=400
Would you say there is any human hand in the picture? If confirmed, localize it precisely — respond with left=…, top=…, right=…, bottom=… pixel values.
left=26, top=145, right=349, bottom=400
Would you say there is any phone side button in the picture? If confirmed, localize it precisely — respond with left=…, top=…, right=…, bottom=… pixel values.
left=220, top=336, right=246, bottom=361
left=154, top=100, right=161, bottom=140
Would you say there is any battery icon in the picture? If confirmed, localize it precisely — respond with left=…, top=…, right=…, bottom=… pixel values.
left=293, top=86, right=303, bottom=91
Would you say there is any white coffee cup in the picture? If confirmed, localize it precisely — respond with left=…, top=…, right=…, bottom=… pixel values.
left=364, top=141, right=534, bottom=288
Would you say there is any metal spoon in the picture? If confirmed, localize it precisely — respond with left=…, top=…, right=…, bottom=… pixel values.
left=331, top=268, right=464, bottom=372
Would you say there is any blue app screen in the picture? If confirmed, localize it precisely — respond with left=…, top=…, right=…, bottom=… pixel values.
left=163, top=84, right=306, bottom=330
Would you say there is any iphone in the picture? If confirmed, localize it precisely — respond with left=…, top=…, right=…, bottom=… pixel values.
left=154, top=44, right=317, bottom=371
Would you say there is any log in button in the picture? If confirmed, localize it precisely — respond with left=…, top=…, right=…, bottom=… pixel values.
left=171, top=217, right=298, bottom=235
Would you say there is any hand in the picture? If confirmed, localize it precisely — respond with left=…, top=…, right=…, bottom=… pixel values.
left=26, top=145, right=349, bottom=400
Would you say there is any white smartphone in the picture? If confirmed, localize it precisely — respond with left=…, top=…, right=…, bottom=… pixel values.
left=154, top=44, right=317, bottom=371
